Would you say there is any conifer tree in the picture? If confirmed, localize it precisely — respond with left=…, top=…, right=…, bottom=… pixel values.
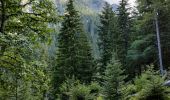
left=116, top=0, right=131, bottom=67
left=53, top=0, right=94, bottom=92
left=97, top=2, right=117, bottom=76
left=103, top=54, right=126, bottom=100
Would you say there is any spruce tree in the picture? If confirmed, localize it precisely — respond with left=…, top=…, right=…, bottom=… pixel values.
left=103, top=54, right=126, bottom=100
left=53, top=0, right=94, bottom=92
left=97, top=2, right=117, bottom=76
left=116, top=0, right=131, bottom=67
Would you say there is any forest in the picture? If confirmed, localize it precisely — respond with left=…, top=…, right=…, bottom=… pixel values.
left=1, top=0, right=170, bottom=100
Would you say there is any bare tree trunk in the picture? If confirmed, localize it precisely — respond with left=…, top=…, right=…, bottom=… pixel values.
left=155, top=9, right=164, bottom=75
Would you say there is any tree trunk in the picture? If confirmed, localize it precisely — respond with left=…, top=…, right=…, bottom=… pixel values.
left=155, top=9, right=164, bottom=75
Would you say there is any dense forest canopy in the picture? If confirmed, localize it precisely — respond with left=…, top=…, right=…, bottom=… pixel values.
left=1, top=0, right=170, bottom=100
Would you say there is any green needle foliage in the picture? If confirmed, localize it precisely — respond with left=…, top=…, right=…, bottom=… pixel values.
left=97, top=2, right=117, bottom=78
left=53, top=0, right=94, bottom=94
left=116, top=0, right=131, bottom=67
left=59, top=78, right=101, bottom=100
left=122, top=65, right=170, bottom=100
left=103, top=54, right=126, bottom=100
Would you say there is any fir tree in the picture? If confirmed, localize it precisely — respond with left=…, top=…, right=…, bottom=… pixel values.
left=97, top=2, right=117, bottom=76
left=103, top=54, right=126, bottom=100
left=116, top=0, right=131, bottom=67
left=53, top=0, right=94, bottom=92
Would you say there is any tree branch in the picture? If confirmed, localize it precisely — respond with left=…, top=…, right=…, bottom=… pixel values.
left=20, top=0, right=34, bottom=7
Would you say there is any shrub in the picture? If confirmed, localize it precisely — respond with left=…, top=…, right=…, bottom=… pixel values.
left=59, top=78, right=101, bottom=100
left=122, top=65, right=170, bottom=100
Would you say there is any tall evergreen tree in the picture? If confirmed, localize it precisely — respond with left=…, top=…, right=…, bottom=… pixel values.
left=53, top=0, right=94, bottom=92
left=117, top=0, right=131, bottom=67
left=103, top=54, right=126, bottom=100
left=97, top=2, right=117, bottom=76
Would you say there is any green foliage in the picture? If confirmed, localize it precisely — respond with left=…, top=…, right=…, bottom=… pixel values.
left=1, top=0, right=170, bottom=99
left=0, top=32, right=52, bottom=99
left=70, top=83, right=91, bottom=100
left=57, top=0, right=101, bottom=58
left=125, top=0, right=170, bottom=78
left=122, top=65, right=170, bottom=100
left=97, top=2, right=117, bottom=76
left=126, top=34, right=157, bottom=77
left=0, top=0, right=57, bottom=99
left=102, top=54, right=126, bottom=100
left=126, top=0, right=168, bottom=78
left=0, top=33, right=29, bottom=99
left=0, top=0, right=57, bottom=41
left=59, top=78, right=101, bottom=100
left=116, top=0, right=131, bottom=66
left=53, top=0, right=94, bottom=92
